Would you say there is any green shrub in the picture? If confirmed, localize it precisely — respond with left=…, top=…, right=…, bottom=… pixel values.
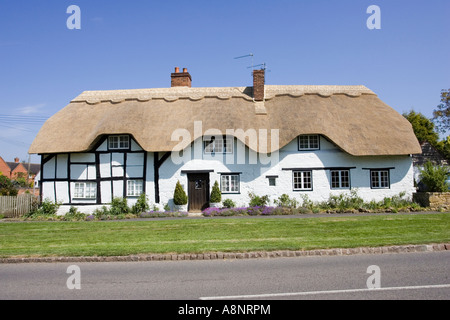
left=33, top=198, right=61, bottom=215
left=63, top=206, right=87, bottom=221
left=210, top=181, right=222, bottom=203
left=131, top=193, right=150, bottom=214
left=248, top=192, right=270, bottom=207
left=109, top=197, right=129, bottom=215
left=222, top=198, right=236, bottom=208
left=419, top=161, right=449, bottom=192
left=173, top=181, right=188, bottom=205
left=274, top=194, right=298, bottom=208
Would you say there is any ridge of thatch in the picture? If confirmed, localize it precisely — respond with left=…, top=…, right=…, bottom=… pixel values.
left=29, top=85, right=421, bottom=156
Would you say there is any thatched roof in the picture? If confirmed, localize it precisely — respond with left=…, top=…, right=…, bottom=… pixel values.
left=29, top=85, right=421, bottom=156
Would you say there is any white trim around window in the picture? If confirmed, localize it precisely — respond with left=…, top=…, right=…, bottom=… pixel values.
left=74, top=182, right=97, bottom=199
left=109, top=135, right=130, bottom=150
left=293, top=170, right=313, bottom=191
left=127, top=180, right=144, bottom=196
left=220, top=174, right=240, bottom=193
left=204, top=136, right=233, bottom=154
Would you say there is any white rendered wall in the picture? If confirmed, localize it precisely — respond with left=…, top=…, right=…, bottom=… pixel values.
left=157, top=136, right=414, bottom=208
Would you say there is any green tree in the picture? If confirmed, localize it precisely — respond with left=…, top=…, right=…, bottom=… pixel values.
left=0, top=175, right=18, bottom=196
left=210, top=181, right=221, bottom=203
left=432, top=89, right=450, bottom=134
left=173, top=181, right=188, bottom=205
left=403, top=110, right=439, bottom=145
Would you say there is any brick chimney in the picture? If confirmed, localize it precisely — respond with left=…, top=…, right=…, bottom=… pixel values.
left=171, top=67, right=192, bottom=88
left=14, top=157, right=19, bottom=163
left=253, top=69, right=265, bottom=101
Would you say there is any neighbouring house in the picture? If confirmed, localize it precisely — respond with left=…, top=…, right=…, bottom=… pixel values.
left=0, top=156, right=40, bottom=183
left=29, top=67, right=422, bottom=214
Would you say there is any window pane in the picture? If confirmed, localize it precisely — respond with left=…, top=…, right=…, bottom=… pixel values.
left=74, top=183, right=84, bottom=198
left=303, top=171, right=312, bottom=189
left=109, top=136, right=118, bottom=149
left=331, top=171, right=340, bottom=188
left=341, top=171, right=350, bottom=188
left=119, top=136, right=129, bottom=149
left=380, top=171, right=389, bottom=188
left=309, top=135, right=319, bottom=149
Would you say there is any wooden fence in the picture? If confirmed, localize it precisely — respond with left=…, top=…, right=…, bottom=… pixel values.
left=0, top=194, right=39, bottom=218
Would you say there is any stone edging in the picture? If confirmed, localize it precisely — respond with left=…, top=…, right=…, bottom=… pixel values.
left=1, top=243, right=449, bottom=264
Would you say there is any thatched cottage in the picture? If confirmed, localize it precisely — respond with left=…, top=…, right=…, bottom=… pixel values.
left=29, top=67, right=421, bottom=213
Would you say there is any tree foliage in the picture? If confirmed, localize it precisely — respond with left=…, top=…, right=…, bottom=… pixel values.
left=403, top=110, right=439, bottom=145
left=432, top=89, right=450, bottom=134
left=419, top=161, right=449, bottom=192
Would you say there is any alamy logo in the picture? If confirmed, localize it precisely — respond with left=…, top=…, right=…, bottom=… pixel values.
left=367, top=5, right=381, bottom=30
left=66, top=265, right=81, bottom=290
left=170, top=121, right=280, bottom=168
left=67, top=5, right=81, bottom=30
left=366, top=265, right=381, bottom=289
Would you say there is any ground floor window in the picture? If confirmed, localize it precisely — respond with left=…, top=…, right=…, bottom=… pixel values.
left=371, top=170, right=390, bottom=189
left=331, top=170, right=350, bottom=189
left=293, top=171, right=312, bottom=190
left=127, top=180, right=143, bottom=196
left=74, top=182, right=96, bottom=199
left=221, top=174, right=240, bottom=193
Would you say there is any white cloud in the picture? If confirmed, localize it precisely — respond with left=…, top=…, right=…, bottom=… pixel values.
left=19, top=103, right=46, bottom=114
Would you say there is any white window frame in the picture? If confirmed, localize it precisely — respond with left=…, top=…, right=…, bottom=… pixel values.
left=220, top=174, right=240, bottom=193
left=204, top=136, right=233, bottom=154
left=109, top=135, right=130, bottom=150
left=371, top=170, right=390, bottom=189
left=293, top=171, right=313, bottom=191
left=330, top=170, right=350, bottom=189
left=74, top=182, right=97, bottom=199
left=298, top=135, right=320, bottom=151
left=127, top=180, right=143, bottom=197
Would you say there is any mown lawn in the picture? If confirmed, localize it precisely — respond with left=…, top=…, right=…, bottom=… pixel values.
left=0, top=213, right=449, bottom=258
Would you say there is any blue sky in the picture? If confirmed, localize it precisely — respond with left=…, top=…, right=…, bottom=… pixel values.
left=0, top=0, right=449, bottom=165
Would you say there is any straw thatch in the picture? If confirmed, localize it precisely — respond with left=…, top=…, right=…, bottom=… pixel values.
left=29, top=85, right=421, bottom=156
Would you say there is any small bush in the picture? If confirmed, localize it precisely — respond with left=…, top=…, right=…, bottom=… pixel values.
left=109, top=197, right=129, bottom=215
left=248, top=192, right=270, bottom=207
left=210, top=181, right=222, bottom=203
left=63, top=206, right=87, bottom=221
left=222, top=198, right=236, bottom=208
left=131, top=193, right=150, bottom=214
left=30, top=198, right=61, bottom=216
left=274, top=194, right=298, bottom=208
left=173, top=181, right=188, bottom=205
left=419, top=161, right=449, bottom=192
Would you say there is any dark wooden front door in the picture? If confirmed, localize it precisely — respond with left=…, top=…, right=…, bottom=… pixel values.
left=187, top=173, right=210, bottom=212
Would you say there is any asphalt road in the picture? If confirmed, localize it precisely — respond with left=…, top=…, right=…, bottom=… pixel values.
left=1, top=251, right=449, bottom=301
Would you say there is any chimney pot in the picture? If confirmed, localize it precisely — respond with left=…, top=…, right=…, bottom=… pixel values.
left=14, top=157, right=19, bottom=163
left=171, top=66, right=192, bottom=88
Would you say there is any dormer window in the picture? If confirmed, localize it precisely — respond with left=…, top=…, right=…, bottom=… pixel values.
left=204, top=136, right=233, bottom=154
left=298, top=135, right=320, bottom=151
left=109, top=135, right=129, bottom=150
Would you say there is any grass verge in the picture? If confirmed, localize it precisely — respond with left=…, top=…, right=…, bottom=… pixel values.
left=0, top=213, right=449, bottom=258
